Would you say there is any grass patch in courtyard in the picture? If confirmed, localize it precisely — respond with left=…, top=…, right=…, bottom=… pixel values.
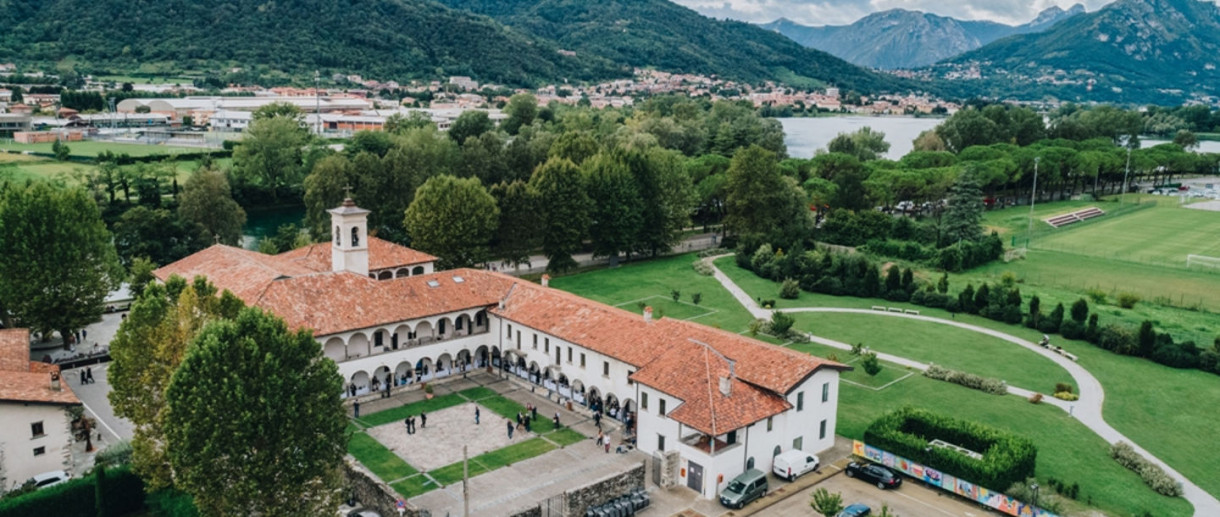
left=429, top=438, right=555, bottom=486
left=790, top=312, right=1075, bottom=393
left=478, top=395, right=559, bottom=433
left=458, top=386, right=497, bottom=401
left=358, top=393, right=467, bottom=427
left=546, top=427, right=588, bottom=446
left=390, top=474, right=438, bottom=499
left=551, top=253, right=755, bottom=332
left=348, top=432, right=418, bottom=481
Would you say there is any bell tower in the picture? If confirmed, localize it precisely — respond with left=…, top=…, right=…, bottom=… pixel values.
left=328, top=193, right=370, bottom=276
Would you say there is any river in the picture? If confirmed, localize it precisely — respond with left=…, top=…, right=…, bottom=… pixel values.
left=242, top=205, right=306, bottom=250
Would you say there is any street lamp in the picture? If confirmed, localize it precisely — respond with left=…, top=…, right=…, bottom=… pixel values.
left=1120, top=137, right=1134, bottom=205
left=1026, top=157, right=1040, bottom=249
left=1031, top=482, right=1040, bottom=513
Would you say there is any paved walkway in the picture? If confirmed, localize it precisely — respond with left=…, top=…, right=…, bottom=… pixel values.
left=499, top=232, right=721, bottom=276
left=705, top=255, right=1220, bottom=516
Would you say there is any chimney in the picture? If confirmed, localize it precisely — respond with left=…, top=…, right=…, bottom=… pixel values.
left=719, top=376, right=731, bottom=397
left=541, top=274, right=550, bottom=287
left=643, top=306, right=653, bottom=323
left=50, top=371, right=61, bottom=391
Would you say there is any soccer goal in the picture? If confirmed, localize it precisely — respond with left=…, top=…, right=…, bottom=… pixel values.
left=1186, top=254, right=1220, bottom=270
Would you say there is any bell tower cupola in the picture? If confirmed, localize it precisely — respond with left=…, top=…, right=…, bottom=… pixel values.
left=328, top=193, right=370, bottom=276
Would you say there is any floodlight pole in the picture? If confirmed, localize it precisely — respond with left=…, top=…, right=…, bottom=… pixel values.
left=1031, top=483, right=1040, bottom=512
left=1121, top=144, right=1132, bottom=205
left=1027, top=157, right=1039, bottom=248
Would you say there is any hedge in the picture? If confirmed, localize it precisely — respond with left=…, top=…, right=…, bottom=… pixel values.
left=923, top=364, right=1008, bottom=395
left=0, top=465, right=144, bottom=517
left=1110, top=442, right=1183, bottom=497
left=863, top=407, right=1036, bottom=492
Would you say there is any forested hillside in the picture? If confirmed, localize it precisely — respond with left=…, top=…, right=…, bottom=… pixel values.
left=435, top=0, right=907, bottom=93
left=0, top=0, right=624, bottom=86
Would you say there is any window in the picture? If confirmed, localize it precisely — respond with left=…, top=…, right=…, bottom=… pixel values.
left=533, top=334, right=538, bottom=349
left=726, top=430, right=737, bottom=445
left=658, top=434, right=666, bottom=451
left=374, top=332, right=383, bottom=347
left=545, top=338, right=550, bottom=353
left=659, top=399, right=666, bottom=416
left=351, top=226, right=359, bottom=246
left=603, top=361, right=610, bottom=376
left=796, top=392, right=805, bottom=411
left=439, top=320, right=447, bottom=334
left=334, top=226, right=341, bottom=245
left=567, top=347, right=572, bottom=362
left=516, top=331, right=521, bottom=349
left=822, top=382, right=830, bottom=403
left=627, top=370, right=634, bottom=385
left=555, top=348, right=561, bottom=364
left=793, top=436, right=803, bottom=450
left=507, top=324, right=512, bottom=337
left=766, top=417, right=773, bottom=432
left=580, top=353, right=586, bottom=368
left=33, top=446, right=45, bottom=456
left=641, top=392, right=649, bottom=410
left=819, top=419, right=828, bottom=440
left=456, top=318, right=464, bottom=331
left=476, top=312, right=485, bottom=326
left=30, top=421, right=44, bottom=438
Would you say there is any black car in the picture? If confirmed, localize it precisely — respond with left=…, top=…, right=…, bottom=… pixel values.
left=844, top=461, right=902, bottom=490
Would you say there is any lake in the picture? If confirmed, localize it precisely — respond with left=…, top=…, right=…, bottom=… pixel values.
left=779, top=116, right=944, bottom=160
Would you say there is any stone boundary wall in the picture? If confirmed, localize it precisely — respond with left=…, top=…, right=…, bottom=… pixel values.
left=344, top=460, right=428, bottom=517
left=563, top=461, right=646, bottom=517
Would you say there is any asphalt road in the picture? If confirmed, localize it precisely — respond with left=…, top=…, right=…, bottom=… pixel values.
left=66, top=361, right=134, bottom=443
left=761, top=473, right=999, bottom=517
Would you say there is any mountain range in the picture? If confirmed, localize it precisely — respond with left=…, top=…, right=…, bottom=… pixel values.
left=760, top=4, right=1085, bottom=69
left=942, top=0, right=1220, bottom=103
left=0, top=0, right=902, bottom=93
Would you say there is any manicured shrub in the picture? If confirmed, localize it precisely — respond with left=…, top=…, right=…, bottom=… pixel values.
left=861, top=353, right=882, bottom=376
left=1027, top=393, right=1043, bottom=404
left=863, top=407, right=1036, bottom=492
left=1116, top=292, right=1141, bottom=309
left=1070, top=298, right=1089, bottom=323
left=0, top=465, right=145, bottom=517
left=1052, top=391, right=1079, bottom=401
left=690, top=292, right=702, bottom=305
left=1086, top=288, right=1107, bottom=304
left=1110, top=442, right=1183, bottom=497
left=691, top=260, right=714, bottom=276
left=923, top=364, right=1007, bottom=395
left=770, top=311, right=795, bottom=335
left=779, top=278, right=800, bottom=299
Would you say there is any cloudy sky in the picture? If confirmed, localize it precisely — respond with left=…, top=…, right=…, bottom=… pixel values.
left=672, top=0, right=1118, bottom=26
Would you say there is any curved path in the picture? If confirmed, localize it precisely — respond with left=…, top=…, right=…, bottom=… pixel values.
left=707, top=257, right=1220, bottom=516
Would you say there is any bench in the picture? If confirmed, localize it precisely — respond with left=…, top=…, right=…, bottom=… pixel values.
left=872, top=306, right=887, bottom=311
left=887, top=307, right=904, bottom=313
left=904, top=309, right=920, bottom=315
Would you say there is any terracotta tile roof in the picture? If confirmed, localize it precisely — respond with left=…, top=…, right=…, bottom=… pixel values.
left=0, top=329, right=80, bottom=406
left=153, top=245, right=317, bottom=301
left=277, top=237, right=437, bottom=273
left=256, top=269, right=512, bottom=336
left=633, top=341, right=792, bottom=436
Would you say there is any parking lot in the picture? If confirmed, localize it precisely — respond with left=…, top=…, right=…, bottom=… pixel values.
left=758, top=469, right=1000, bottom=517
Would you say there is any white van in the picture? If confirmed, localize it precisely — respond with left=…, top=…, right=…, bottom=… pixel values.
left=772, top=450, right=819, bottom=481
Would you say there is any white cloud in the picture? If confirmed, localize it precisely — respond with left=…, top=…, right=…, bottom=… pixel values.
left=675, top=0, right=1118, bottom=26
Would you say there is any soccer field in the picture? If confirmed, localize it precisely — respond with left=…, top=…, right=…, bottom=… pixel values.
left=1033, top=205, right=1220, bottom=267
left=0, top=140, right=204, bottom=158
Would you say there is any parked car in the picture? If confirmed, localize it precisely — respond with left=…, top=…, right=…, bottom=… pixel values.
left=719, top=468, right=768, bottom=509
left=844, top=461, right=902, bottom=490
left=772, top=450, right=819, bottom=481
left=28, top=470, right=70, bottom=490
left=836, top=503, right=872, bottom=517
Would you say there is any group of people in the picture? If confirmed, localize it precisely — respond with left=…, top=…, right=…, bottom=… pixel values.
left=78, top=366, right=96, bottom=384
left=403, top=412, right=426, bottom=435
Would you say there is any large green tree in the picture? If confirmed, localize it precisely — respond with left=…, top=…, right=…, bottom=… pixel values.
left=629, top=148, right=696, bottom=257
left=940, top=170, right=985, bottom=245
left=490, top=180, right=543, bottom=268
left=164, top=307, right=346, bottom=517
left=113, top=206, right=209, bottom=267
left=0, top=183, right=122, bottom=335
left=827, top=127, right=890, bottom=162
left=584, top=152, right=643, bottom=263
left=404, top=175, right=499, bottom=269
left=723, top=145, right=813, bottom=250
left=530, top=157, right=591, bottom=273
left=232, top=115, right=311, bottom=200
left=108, top=277, right=244, bottom=489
left=502, top=93, right=538, bottom=135
left=178, top=168, right=247, bottom=246
left=448, top=110, right=494, bottom=145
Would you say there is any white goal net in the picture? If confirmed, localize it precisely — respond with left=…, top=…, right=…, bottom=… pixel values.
left=1186, top=254, right=1220, bottom=270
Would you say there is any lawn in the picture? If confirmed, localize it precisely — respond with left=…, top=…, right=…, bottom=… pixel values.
left=0, top=157, right=225, bottom=186
left=458, top=386, right=497, bottom=401
left=348, top=432, right=418, bottom=482
left=357, top=393, right=467, bottom=427
left=429, top=438, right=555, bottom=486
left=709, top=256, right=1220, bottom=502
left=790, top=312, right=1075, bottom=393
left=551, top=253, right=756, bottom=332
left=793, top=346, right=916, bottom=390
left=613, top=295, right=718, bottom=321
left=478, top=395, right=560, bottom=433
left=0, top=140, right=205, bottom=158
left=547, top=428, right=587, bottom=447
left=390, top=474, right=438, bottom=498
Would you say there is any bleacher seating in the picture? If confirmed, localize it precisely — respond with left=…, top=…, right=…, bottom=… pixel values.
left=1044, top=207, right=1105, bottom=228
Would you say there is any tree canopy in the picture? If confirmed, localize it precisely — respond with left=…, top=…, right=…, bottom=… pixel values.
left=404, top=175, right=500, bottom=268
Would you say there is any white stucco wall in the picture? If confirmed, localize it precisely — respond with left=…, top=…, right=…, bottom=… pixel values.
left=0, top=402, right=74, bottom=490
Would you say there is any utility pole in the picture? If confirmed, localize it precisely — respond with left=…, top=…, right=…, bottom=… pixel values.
left=1027, top=156, right=1039, bottom=249
left=314, top=70, right=322, bottom=136
left=462, top=445, right=470, bottom=517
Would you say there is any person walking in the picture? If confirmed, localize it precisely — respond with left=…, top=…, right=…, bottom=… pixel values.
left=420, top=411, right=427, bottom=429
left=407, top=416, right=414, bottom=435
left=516, top=412, right=523, bottom=429
left=531, top=404, right=538, bottom=421
left=524, top=416, right=531, bottom=433
left=475, top=407, right=480, bottom=425
left=353, top=400, right=361, bottom=419
left=86, top=367, right=94, bottom=384
left=507, top=420, right=514, bottom=439
left=404, top=417, right=410, bottom=436
left=553, top=412, right=561, bottom=429
left=593, top=411, right=601, bottom=429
